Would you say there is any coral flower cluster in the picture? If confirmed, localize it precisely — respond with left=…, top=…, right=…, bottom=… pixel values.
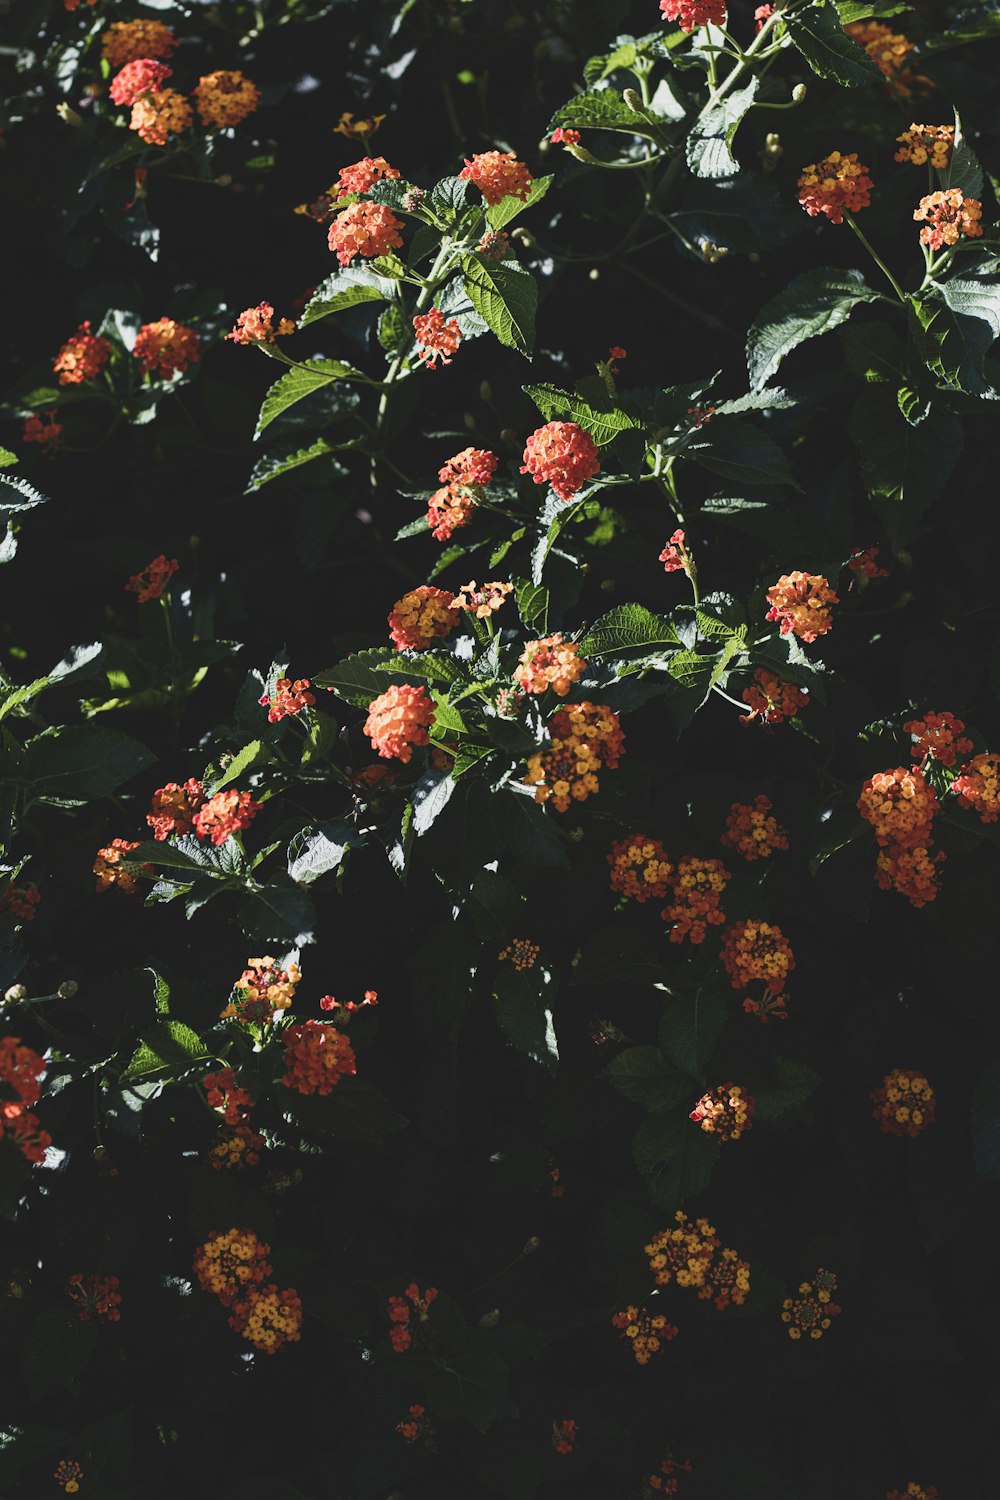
left=903, top=711, right=972, bottom=768
left=524, top=701, right=625, bottom=811
left=766, top=572, right=839, bottom=642
left=259, top=677, right=316, bottom=722
left=396, top=1405, right=435, bottom=1445
left=0, top=1036, right=51, bottom=1163
left=459, top=150, right=533, bottom=206
left=914, top=189, right=983, bottom=251
left=951, top=751, right=1000, bottom=822
left=514, top=635, right=586, bottom=697
left=741, top=668, right=808, bottom=725
left=388, top=586, right=460, bottom=650
left=721, top=796, right=788, bottom=861
left=194, top=1229, right=301, bottom=1353
left=133, top=318, right=201, bottom=378
left=23, top=409, right=62, bottom=449
left=552, top=1419, right=577, bottom=1455
left=193, top=789, right=262, bottom=846
left=871, top=1068, right=936, bottom=1136
left=844, top=21, right=927, bottom=95
left=336, top=156, right=400, bottom=195
left=53, top=322, right=111, bottom=386
left=109, top=58, right=173, bottom=107
left=193, top=71, right=260, bottom=128
left=364, top=683, right=436, bottom=762
left=53, top=1460, right=84, bottom=1494
left=781, top=1268, right=841, bottom=1340
left=147, top=778, right=204, bottom=839
left=126, top=554, right=179, bottom=601
left=498, top=937, right=540, bottom=970
left=894, top=124, right=954, bottom=168
left=611, top=1305, right=678, bottom=1365
left=643, top=1453, right=694, bottom=1496
left=797, top=152, right=873, bottom=223
left=227, top=303, right=296, bottom=344
left=659, top=529, right=691, bottom=575
left=644, top=1211, right=750, bottom=1310
left=328, top=201, right=404, bottom=266
left=143, top=779, right=260, bottom=846
left=608, top=835, right=674, bottom=903
left=388, top=1282, right=439, bottom=1352
left=0, top=881, right=41, bottom=921
left=721, top=919, right=795, bottom=1012
left=521, top=421, right=600, bottom=502
left=427, top=447, right=499, bottom=540
left=221, top=956, right=302, bottom=1024
left=689, top=1083, right=755, bottom=1142
left=281, top=1021, right=357, bottom=1095
left=661, top=856, right=730, bottom=944
left=858, top=767, right=943, bottom=906
left=66, top=1272, right=121, bottom=1321
left=203, top=1067, right=265, bottom=1170
left=130, top=89, right=193, bottom=146
left=413, top=308, right=462, bottom=369
left=659, top=0, right=727, bottom=32
left=93, top=839, right=151, bottom=894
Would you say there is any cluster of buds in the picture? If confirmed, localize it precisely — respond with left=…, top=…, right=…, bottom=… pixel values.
left=228, top=303, right=296, bottom=344
left=781, top=1268, right=841, bottom=1340
left=871, top=1068, right=936, bottom=1136
left=388, top=1282, right=439, bottom=1352
left=689, top=1083, right=755, bottom=1142
left=53, top=1460, right=84, bottom=1494
left=611, top=1304, right=678, bottom=1364
left=721, top=918, right=795, bottom=1019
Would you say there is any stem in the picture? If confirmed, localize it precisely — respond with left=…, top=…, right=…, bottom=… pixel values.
left=845, top=214, right=907, bottom=302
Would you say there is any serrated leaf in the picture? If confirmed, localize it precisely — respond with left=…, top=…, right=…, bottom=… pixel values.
left=314, top=649, right=407, bottom=707
left=848, top=389, right=963, bottom=547
left=788, top=0, right=882, bottom=85
left=411, top=770, right=456, bottom=834
left=632, top=1111, right=720, bottom=1211
left=687, top=415, right=793, bottom=486
left=580, top=604, right=680, bottom=658
left=516, top=579, right=549, bottom=630
left=204, top=739, right=271, bottom=796
left=461, top=258, right=537, bottom=356
left=493, top=966, right=559, bottom=1073
left=238, top=885, right=316, bottom=944
left=245, top=434, right=356, bottom=493
left=300, top=266, right=398, bottom=326
left=254, top=359, right=362, bottom=439
left=122, top=1020, right=209, bottom=1079
left=287, top=822, right=360, bottom=884
left=522, top=382, right=639, bottom=446
left=686, top=77, right=758, bottom=178
left=942, top=109, right=983, bottom=199
left=486, top=173, right=551, bottom=232
left=21, top=726, right=154, bottom=801
left=754, top=1055, right=821, bottom=1120
left=747, top=268, right=880, bottom=390
left=549, top=87, right=656, bottom=135
left=605, top=1046, right=690, bottom=1110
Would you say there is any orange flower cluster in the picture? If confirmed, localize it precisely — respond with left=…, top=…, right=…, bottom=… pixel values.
left=388, top=1282, right=439, bottom=1352
left=227, top=303, right=296, bottom=344
left=193, top=1227, right=272, bottom=1305
left=413, top=307, right=462, bottom=369
left=895, top=124, right=954, bottom=168
left=659, top=528, right=690, bottom=574
left=644, top=1211, right=750, bottom=1310
left=643, top=1453, right=693, bottom=1496
left=0, top=1036, right=51, bottom=1164
left=551, top=127, right=581, bottom=146
left=766, top=572, right=839, bottom=642
left=903, top=711, right=973, bottom=768
left=781, top=1267, right=841, bottom=1340
left=328, top=201, right=404, bottom=266
left=334, top=111, right=385, bottom=139
left=203, top=1067, right=264, bottom=1166
left=721, top=919, right=795, bottom=1006
left=952, top=751, right=1000, bottom=823
left=221, top=956, right=301, bottom=1024
left=67, top=1272, right=121, bottom=1321
left=608, top=835, right=674, bottom=903
left=659, top=0, right=727, bottom=32
left=521, top=420, right=601, bottom=502
left=0, top=881, right=41, bottom=921
left=133, top=318, right=201, bottom=378
left=130, top=89, right=193, bottom=146
left=798, top=152, right=873, bottom=223
left=93, top=839, right=151, bottom=894
left=207, top=1123, right=266, bottom=1171
left=872, top=1068, right=936, bottom=1137
left=858, top=767, right=938, bottom=849
left=194, top=71, right=260, bottom=128
left=101, top=20, right=177, bottom=68
left=335, top=156, right=400, bottom=195
left=876, top=844, right=945, bottom=908
left=914, top=189, right=983, bottom=251
left=230, top=1283, right=303, bottom=1353
left=53, top=1460, right=84, bottom=1494
left=147, top=778, right=205, bottom=839
left=689, top=1083, right=755, bottom=1142
left=364, top=683, right=436, bottom=762
left=886, top=1485, right=941, bottom=1500
left=126, top=554, right=178, bottom=601
left=319, top=989, right=378, bottom=1015
left=459, top=150, right=533, bottom=206
left=844, top=21, right=927, bottom=94
left=388, top=586, right=460, bottom=650
left=660, top=856, right=729, bottom=944
left=612, top=1305, right=678, bottom=1365
left=193, top=789, right=262, bottom=846
left=396, top=1404, right=435, bottom=1445
left=427, top=446, right=499, bottom=540
left=552, top=1419, right=577, bottom=1455
left=23, top=409, right=62, bottom=449
left=54, top=321, right=111, bottom=386
left=498, top=937, right=540, bottom=970
left=455, top=579, right=512, bottom=617
left=281, top=1021, right=357, bottom=1095
left=259, top=677, right=316, bottom=722
left=721, top=796, right=789, bottom=861
left=741, top=668, right=808, bottom=725
left=109, top=58, right=173, bottom=107
left=204, top=1067, right=255, bottom=1125
left=514, top=635, right=586, bottom=697
left=524, top=701, right=625, bottom=812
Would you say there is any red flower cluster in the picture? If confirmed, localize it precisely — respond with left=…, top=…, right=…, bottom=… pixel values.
left=193, top=71, right=260, bottom=128
left=147, top=778, right=205, bottom=839
left=876, top=844, right=945, bottom=908
left=364, top=683, right=436, bottom=762
left=524, top=701, right=625, bottom=811
left=914, top=189, right=983, bottom=251
left=781, top=1268, right=841, bottom=1340
left=336, top=156, right=400, bottom=195
left=281, top=1021, right=357, bottom=1095
left=872, top=1068, right=936, bottom=1136
left=552, top=1419, right=577, bottom=1455
left=133, top=319, right=201, bottom=378
left=659, top=529, right=691, bottom=575
left=23, top=409, right=62, bottom=449
left=0, top=1036, right=51, bottom=1164
left=396, top=1404, right=435, bottom=1445
left=608, top=835, right=674, bottom=903
left=427, top=447, right=499, bottom=540
left=328, top=202, right=404, bottom=266
left=221, top=956, right=301, bottom=1024
left=126, top=554, right=178, bottom=602
left=102, top=20, right=176, bottom=68
left=661, top=855, right=730, bottom=944
left=388, top=586, right=460, bottom=650
left=413, top=307, right=462, bottom=369
left=259, top=677, right=316, bottom=722
left=886, top=1485, right=941, bottom=1500
left=612, top=1305, right=678, bottom=1364
left=109, top=58, right=173, bottom=107
left=903, top=711, right=973, bottom=768
left=319, top=989, right=378, bottom=1015
left=230, top=1283, right=303, bottom=1353
left=191, top=788, right=261, bottom=846
left=194, top=1227, right=271, bottom=1305
left=858, top=767, right=938, bottom=848
left=797, top=152, right=873, bottom=223
left=765, top=571, right=839, bottom=641
left=53, top=322, right=111, bottom=386
left=53, top=1460, right=83, bottom=1494
left=643, top=1453, right=694, bottom=1496
left=203, top=1067, right=255, bottom=1126
left=659, top=0, right=727, bottom=32
left=952, top=751, right=1000, bottom=823
left=67, top=1272, right=121, bottom=1322
left=227, top=303, right=296, bottom=344
left=514, top=635, right=586, bottom=697
left=848, top=545, right=888, bottom=580
left=93, top=839, right=151, bottom=894
left=551, top=127, right=581, bottom=146
left=741, top=668, right=808, bottom=724
left=0, top=881, right=41, bottom=921
left=459, top=150, right=533, bottom=206
left=721, top=919, right=795, bottom=1005
left=689, top=1083, right=755, bottom=1141
left=521, top=421, right=600, bottom=502
left=721, top=796, right=789, bottom=861
left=388, top=1282, right=438, bottom=1352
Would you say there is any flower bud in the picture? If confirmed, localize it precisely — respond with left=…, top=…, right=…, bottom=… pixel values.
left=791, top=83, right=807, bottom=103
left=568, top=827, right=585, bottom=842
left=479, top=1308, right=500, bottom=1327
left=623, top=88, right=644, bottom=112
left=511, top=227, right=536, bottom=249
left=464, top=412, right=476, bottom=430
left=56, top=104, right=83, bottom=127
left=479, top=380, right=492, bottom=403
left=58, top=981, right=78, bottom=1000
left=588, top=267, right=600, bottom=281
left=3, top=984, right=27, bottom=1004
left=523, top=1235, right=541, bottom=1255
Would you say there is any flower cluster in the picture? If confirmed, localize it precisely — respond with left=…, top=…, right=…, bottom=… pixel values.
left=54, top=1460, right=84, bottom=1494
left=524, top=701, right=625, bottom=811
left=0, top=1036, right=51, bottom=1164
left=551, top=127, right=581, bottom=146
left=659, top=529, right=691, bottom=575
left=903, top=711, right=973, bottom=768
left=427, top=447, right=499, bottom=540
left=194, top=71, right=260, bottom=128
left=0, top=881, right=41, bottom=921
left=93, top=839, right=151, bottom=894
left=67, top=1272, right=121, bottom=1322
left=147, top=778, right=205, bottom=839
left=230, top=1283, right=303, bottom=1353
left=23, top=409, right=62, bottom=449
left=126, top=554, right=178, bottom=601
left=741, top=668, right=808, bottom=724
left=608, top=835, right=674, bottom=903
left=644, top=1211, right=750, bottom=1309
left=914, top=189, right=983, bottom=251
left=894, top=124, right=954, bottom=168
left=459, top=150, right=533, bottom=206
left=396, top=1404, right=435, bottom=1445
left=858, top=767, right=938, bottom=848
left=951, top=751, right=1000, bottom=823
left=227, top=303, right=296, bottom=344
left=130, top=89, right=193, bottom=146
left=781, top=1268, right=841, bottom=1340
left=797, top=152, right=873, bottom=223
left=498, top=937, right=540, bottom=970
left=765, top=572, right=839, bottom=641
left=319, top=989, right=378, bottom=1015
left=328, top=202, right=404, bottom=266
left=413, top=308, right=462, bottom=369
left=721, top=919, right=795, bottom=1006
left=388, top=586, right=460, bottom=650
left=611, top=1305, right=678, bottom=1364
left=203, top=1067, right=255, bottom=1125
left=335, top=156, right=400, bottom=195
left=455, top=579, right=512, bottom=617
left=54, top=322, right=111, bottom=386
left=848, top=545, right=888, bottom=580
left=221, top=956, right=301, bottom=1024
left=886, top=1485, right=941, bottom=1500
left=102, top=20, right=177, bottom=69
left=643, top=1453, right=693, bottom=1496
left=334, top=111, right=385, bottom=139
left=259, top=677, right=316, bottom=722
left=659, top=0, right=727, bottom=33
left=876, top=844, right=945, bottom=908
left=193, top=789, right=262, bottom=846
left=521, top=421, right=600, bottom=502
left=552, top=1419, right=577, bottom=1455
left=133, top=318, right=201, bottom=378
left=281, top=1021, right=357, bottom=1095
left=844, top=21, right=926, bottom=94
left=514, top=635, right=586, bottom=697
left=689, top=1083, right=755, bottom=1142
left=364, top=683, right=436, bottom=762
left=388, top=1282, right=438, bottom=1352
left=661, top=856, right=730, bottom=943
left=193, top=1228, right=272, bottom=1305
left=109, top=58, right=173, bottom=107
left=207, top=1122, right=266, bottom=1171
left=721, top=796, right=789, bottom=861
left=871, top=1068, right=936, bottom=1137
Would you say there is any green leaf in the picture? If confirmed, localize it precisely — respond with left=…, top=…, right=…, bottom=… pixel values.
left=664, top=649, right=716, bottom=731
left=835, top=0, right=912, bottom=20
left=122, top=1019, right=209, bottom=1079
left=658, top=990, right=728, bottom=1079
left=21, top=726, right=154, bottom=801
left=788, top=0, right=883, bottom=85
left=204, top=738, right=271, bottom=796
left=848, top=389, right=963, bottom=547
left=315, top=648, right=407, bottom=707
left=311, top=1078, right=407, bottom=1143
left=839, top=319, right=908, bottom=384
left=254, top=359, right=363, bottom=438
left=522, top=382, right=639, bottom=446
left=300, top=266, right=398, bottom=326
left=516, top=579, right=549, bottom=631
left=421, top=1337, right=517, bottom=1432
left=411, top=770, right=456, bottom=834
left=632, top=1111, right=720, bottom=1211
left=605, top=1046, right=690, bottom=1110
left=549, top=87, right=657, bottom=135
left=23, top=1309, right=97, bottom=1401
left=461, top=257, right=537, bottom=357
left=245, top=435, right=356, bottom=493
left=686, top=78, right=758, bottom=179
left=287, top=821, right=359, bottom=884
left=942, top=110, right=983, bottom=199
left=490, top=789, right=570, bottom=869
left=687, top=415, right=793, bottom=486
left=913, top=278, right=1000, bottom=396
left=237, top=885, right=317, bottom=944
left=493, top=966, right=559, bottom=1072
left=747, top=267, right=880, bottom=391
left=0, top=446, right=17, bottom=467
left=972, top=1059, right=1000, bottom=1178
left=579, top=603, right=681, bottom=658
left=754, top=1055, right=822, bottom=1121
left=486, top=173, right=552, bottom=232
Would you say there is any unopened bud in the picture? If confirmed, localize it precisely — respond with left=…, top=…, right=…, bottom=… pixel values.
left=56, top=104, right=83, bottom=127
left=3, top=984, right=27, bottom=1004
left=523, top=1235, right=541, bottom=1255
left=701, top=242, right=728, bottom=265
left=479, top=1308, right=500, bottom=1327
left=479, top=380, right=493, bottom=403
left=511, top=227, right=536, bottom=249
left=623, top=88, right=644, bottom=113
left=600, top=577, right=616, bottom=592
left=58, top=981, right=78, bottom=1000
left=791, top=83, right=807, bottom=104
left=402, top=187, right=426, bottom=211
left=588, top=267, right=600, bottom=281
left=566, top=144, right=599, bottom=164
left=464, top=412, right=476, bottom=430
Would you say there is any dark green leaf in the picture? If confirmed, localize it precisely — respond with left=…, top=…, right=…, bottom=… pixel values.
left=21, top=726, right=154, bottom=801
left=658, top=989, right=728, bottom=1079
left=605, top=1045, right=691, bottom=1110
left=632, top=1111, right=720, bottom=1211
left=971, top=1059, right=1000, bottom=1178
left=493, top=966, right=559, bottom=1072
left=522, top=382, right=640, bottom=446
left=254, top=359, right=363, bottom=438
left=22, top=1308, right=97, bottom=1400
left=461, top=258, right=537, bottom=356
left=300, top=266, right=398, bottom=326
left=686, top=78, right=758, bottom=178
left=747, top=268, right=880, bottom=390
left=579, top=604, right=680, bottom=658
left=788, top=0, right=882, bottom=85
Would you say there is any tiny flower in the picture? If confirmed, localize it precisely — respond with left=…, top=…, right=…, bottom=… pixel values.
left=0, top=882, right=41, bottom=922
left=328, top=201, right=404, bottom=266
left=335, top=156, right=400, bottom=195
left=147, top=778, right=205, bottom=839
left=53, top=322, right=111, bottom=386
left=193, top=789, right=262, bottom=846
left=797, top=151, right=873, bottom=223
left=194, top=70, right=261, bottom=128
left=364, top=684, right=436, bottom=762
left=227, top=303, right=296, bottom=344
left=498, top=937, right=540, bottom=970
left=203, top=1067, right=255, bottom=1125
left=781, top=1269, right=841, bottom=1340
left=282, top=1021, right=357, bottom=1095
left=126, top=553, right=178, bottom=602
left=914, top=189, right=983, bottom=252
left=388, top=1283, right=438, bottom=1352
left=108, top=57, right=172, bottom=107
left=659, top=0, right=727, bottom=31
left=721, top=919, right=795, bottom=999
left=894, top=124, right=954, bottom=169
left=0, top=1037, right=51, bottom=1163
left=396, top=1404, right=436, bottom=1445
left=129, top=89, right=193, bottom=147
left=608, top=835, right=674, bottom=903
left=454, top=579, right=512, bottom=617
left=133, top=318, right=201, bottom=378
left=659, top=529, right=691, bottom=574
left=765, top=571, right=838, bottom=642
left=754, top=4, right=774, bottom=30
left=101, top=20, right=176, bottom=69
left=259, top=677, right=316, bottom=722
left=93, top=839, right=151, bottom=894
left=741, top=668, right=808, bottom=725
left=875, top=843, right=944, bottom=907
left=521, top=421, right=600, bottom=502
left=552, top=1419, right=577, bottom=1455
left=412, top=307, right=462, bottom=369
left=872, top=1068, right=936, bottom=1137
left=514, top=635, right=586, bottom=697
left=388, top=586, right=460, bottom=650
left=459, top=150, right=533, bottom=206
left=426, top=448, right=499, bottom=541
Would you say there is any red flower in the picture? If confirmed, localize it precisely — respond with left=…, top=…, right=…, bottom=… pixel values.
left=53, top=323, right=111, bottom=386
left=227, top=304, right=296, bottom=344
left=765, top=572, right=838, bottom=642
left=93, top=840, right=151, bottom=894
left=109, top=58, right=173, bottom=106
left=328, top=202, right=404, bottom=266
left=364, top=684, right=435, bottom=762
left=281, top=1021, right=357, bottom=1095
left=133, top=319, right=201, bottom=378
left=659, top=529, right=690, bottom=574
left=259, top=677, right=316, bottom=722
left=126, top=554, right=178, bottom=602
left=521, top=421, right=600, bottom=502
left=147, top=779, right=205, bottom=839
left=193, top=789, right=262, bottom=846
left=660, top=0, right=727, bottom=32
left=551, top=127, right=581, bottom=146
left=413, top=308, right=462, bottom=369
left=741, top=668, right=808, bottom=724
left=23, top=410, right=62, bottom=450
left=336, top=157, right=400, bottom=195
left=459, top=150, right=533, bottom=206
left=952, top=751, right=1000, bottom=823
left=66, top=1272, right=121, bottom=1321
